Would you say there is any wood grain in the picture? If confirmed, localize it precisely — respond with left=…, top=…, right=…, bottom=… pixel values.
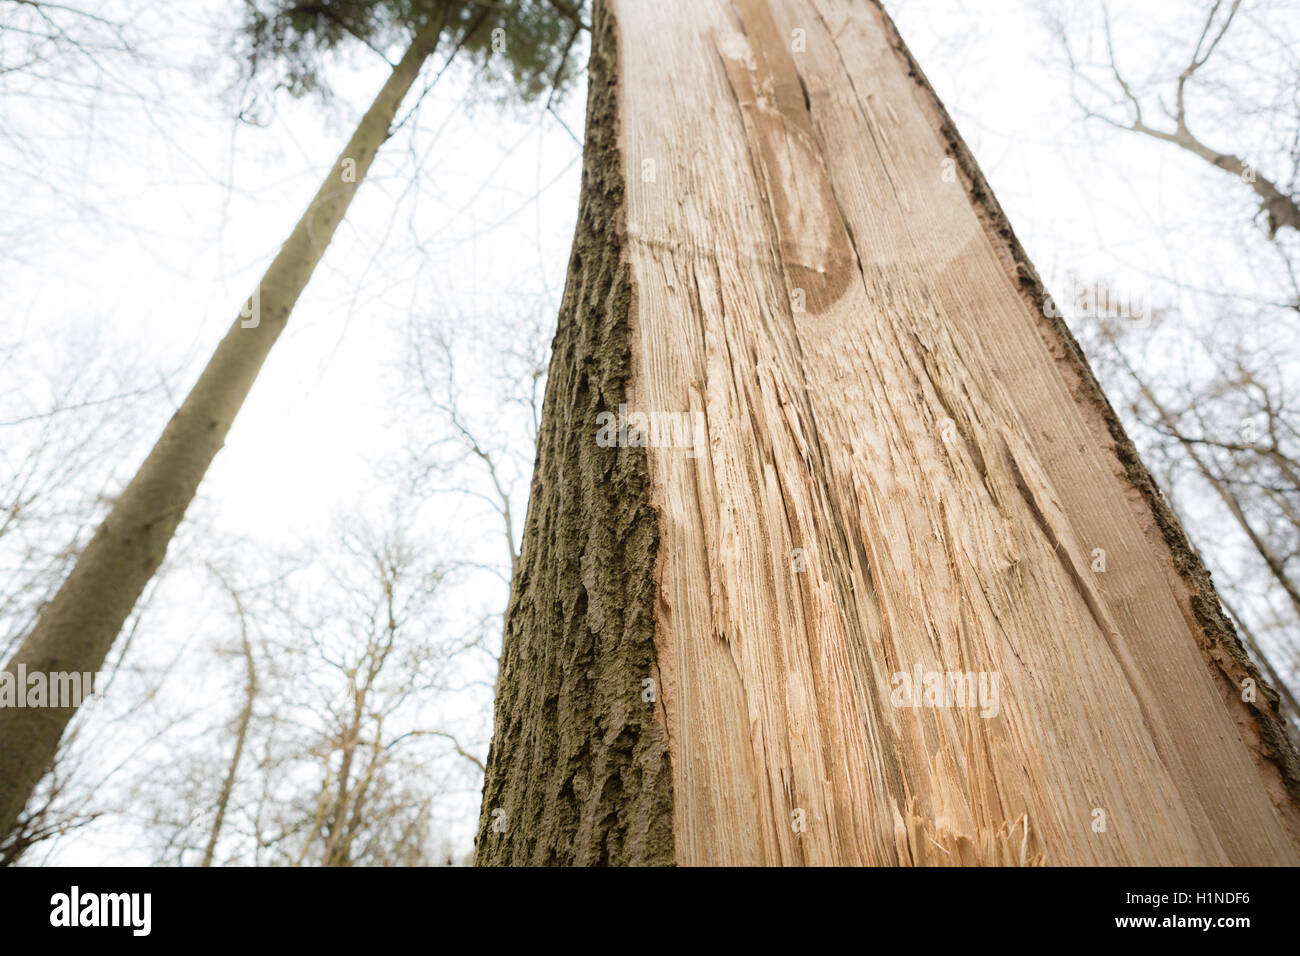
left=615, top=0, right=1299, bottom=864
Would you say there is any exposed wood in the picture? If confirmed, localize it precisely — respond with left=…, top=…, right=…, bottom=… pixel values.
left=476, top=0, right=1300, bottom=866
left=619, top=0, right=1299, bottom=864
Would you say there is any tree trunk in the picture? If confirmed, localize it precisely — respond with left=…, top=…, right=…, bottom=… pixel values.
left=476, top=0, right=1300, bottom=865
left=202, top=576, right=258, bottom=868
left=0, top=17, right=446, bottom=843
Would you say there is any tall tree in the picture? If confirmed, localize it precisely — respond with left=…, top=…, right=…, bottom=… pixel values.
left=476, top=0, right=1300, bottom=865
left=0, top=0, right=579, bottom=843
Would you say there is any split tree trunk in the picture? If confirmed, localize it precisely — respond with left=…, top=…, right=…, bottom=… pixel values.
left=0, top=18, right=446, bottom=842
left=476, top=0, right=1300, bottom=865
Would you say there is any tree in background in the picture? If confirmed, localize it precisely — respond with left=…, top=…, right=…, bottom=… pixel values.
left=1050, top=0, right=1299, bottom=239
left=134, top=514, right=484, bottom=867
left=0, top=333, right=175, bottom=864
left=0, top=0, right=581, bottom=844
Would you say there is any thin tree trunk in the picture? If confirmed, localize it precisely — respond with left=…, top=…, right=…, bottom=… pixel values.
left=477, top=0, right=1300, bottom=865
left=322, top=681, right=365, bottom=867
left=202, top=580, right=258, bottom=868
left=0, top=15, right=446, bottom=842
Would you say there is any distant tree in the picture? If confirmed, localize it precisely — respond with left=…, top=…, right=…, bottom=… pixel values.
left=1049, top=0, right=1300, bottom=238
left=0, top=0, right=584, bottom=845
left=134, top=513, right=486, bottom=867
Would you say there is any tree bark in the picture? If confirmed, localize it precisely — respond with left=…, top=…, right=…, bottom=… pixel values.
left=477, top=0, right=1300, bottom=865
left=0, top=17, right=446, bottom=843
left=474, top=0, right=673, bottom=866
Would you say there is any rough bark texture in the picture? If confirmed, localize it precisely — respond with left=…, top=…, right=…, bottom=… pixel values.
left=0, top=22, right=444, bottom=842
left=473, top=1, right=674, bottom=866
